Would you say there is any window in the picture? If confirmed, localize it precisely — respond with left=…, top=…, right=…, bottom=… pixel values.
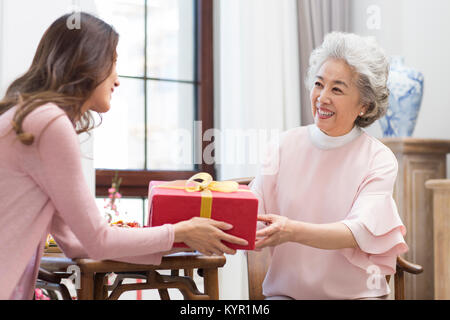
left=93, top=0, right=214, bottom=224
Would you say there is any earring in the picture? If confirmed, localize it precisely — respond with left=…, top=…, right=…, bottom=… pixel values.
left=359, top=112, right=364, bottom=116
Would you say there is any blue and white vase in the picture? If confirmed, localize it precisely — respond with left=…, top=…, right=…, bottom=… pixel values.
left=379, top=56, right=424, bottom=137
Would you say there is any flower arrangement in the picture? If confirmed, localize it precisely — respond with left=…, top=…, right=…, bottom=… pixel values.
left=44, top=234, right=61, bottom=253
left=104, top=171, right=141, bottom=228
left=34, top=289, right=50, bottom=300
left=111, top=220, right=141, bottom=228
left=104, top=171, right=123, bottom=223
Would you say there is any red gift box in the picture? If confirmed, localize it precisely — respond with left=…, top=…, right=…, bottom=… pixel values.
left=147, top=180, right=258, bottom=250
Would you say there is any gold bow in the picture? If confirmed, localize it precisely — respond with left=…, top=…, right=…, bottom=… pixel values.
left=153, top=173, right=241, bottom=219
left=184, top=172, right=239, bottom=193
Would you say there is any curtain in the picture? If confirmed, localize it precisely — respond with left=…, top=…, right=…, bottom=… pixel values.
left=216, top=0, right=301, bottom=181
left=214, top=0, right=301, bottom=299
left=297, top=0, right=350, bottom=125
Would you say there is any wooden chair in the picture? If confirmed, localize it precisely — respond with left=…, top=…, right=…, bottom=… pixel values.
left=246, top=249, right=423, bottom=300
left=232, top=177, right=424, bottom=300
left=36, top=267, right=73, bottom=300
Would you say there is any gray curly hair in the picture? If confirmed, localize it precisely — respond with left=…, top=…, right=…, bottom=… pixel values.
left=306, top=32, right=390, bottom=128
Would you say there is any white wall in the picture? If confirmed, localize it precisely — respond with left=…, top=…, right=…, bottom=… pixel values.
left=0, top=0, right=71, bottom=95
left=0, top=0, right=95, bottom=192
left=350, top=0, right=450, bottom=176
left=215, top=0, right=300, bottom=182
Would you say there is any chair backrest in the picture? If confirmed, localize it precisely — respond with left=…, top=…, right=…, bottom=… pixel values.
left=246, top=248, right=271, bottom=300
left=228, top=177, right=268, bottom=299
left=230, top=177, right=271, bottom=300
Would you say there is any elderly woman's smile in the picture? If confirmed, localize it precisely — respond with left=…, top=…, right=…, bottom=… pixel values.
left=316, top=104, right=335, bottom=119
left=310, top=58, right=367, bottom=137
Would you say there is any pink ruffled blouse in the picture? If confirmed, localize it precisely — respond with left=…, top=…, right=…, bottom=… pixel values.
left=250, top=124, right=408, bottom=299
left=0, top=104, right=175, bottom=300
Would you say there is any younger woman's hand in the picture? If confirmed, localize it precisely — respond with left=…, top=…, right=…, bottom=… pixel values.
left=173, top=217, right=248, bottom=256
left=255, top=214, right=294, bottom=249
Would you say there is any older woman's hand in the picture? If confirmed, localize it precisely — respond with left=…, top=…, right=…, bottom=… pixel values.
left=256, top=214, right=360, bottom=251
left=255, top=214, right=295, bottom=249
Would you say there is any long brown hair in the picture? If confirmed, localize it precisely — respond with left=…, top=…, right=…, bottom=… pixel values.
left=0, top=12, right=119, bottom=145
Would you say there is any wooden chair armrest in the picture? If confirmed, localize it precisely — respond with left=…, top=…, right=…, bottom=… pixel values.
left=38, top=268, right=63, bottom=283
left=37, top=268, right=73, bottom=300
left=396, top=256, right=423, bottom=275
left=230, top=177, right=254, bottom=186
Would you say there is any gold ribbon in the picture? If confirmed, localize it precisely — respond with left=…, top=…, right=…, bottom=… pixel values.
left=152, top=173, right=244, bottom=219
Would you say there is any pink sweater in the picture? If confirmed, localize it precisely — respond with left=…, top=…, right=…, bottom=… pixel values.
left=0, top=103, right=174, bottom=300
left=251, top=125, right=408, bottom=299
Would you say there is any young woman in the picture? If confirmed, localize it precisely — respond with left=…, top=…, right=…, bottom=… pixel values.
left=0, top=12, right=247, bottom=300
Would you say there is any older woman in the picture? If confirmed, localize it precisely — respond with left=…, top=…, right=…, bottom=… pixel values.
left=251, top=32, right=408, bottom=300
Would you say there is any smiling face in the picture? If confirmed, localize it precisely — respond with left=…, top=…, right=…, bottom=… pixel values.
left=310, top=58, right=367, bottom=137
left=82, top=59, right=120, bottom=114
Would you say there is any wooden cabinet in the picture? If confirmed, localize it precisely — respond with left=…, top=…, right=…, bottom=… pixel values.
left=381, top=138, right=450, bottom=300
left=425, top=179, right=450, bottom=299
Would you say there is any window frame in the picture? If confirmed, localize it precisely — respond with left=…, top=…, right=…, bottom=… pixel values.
left=95, top=0, right=215, bottom=198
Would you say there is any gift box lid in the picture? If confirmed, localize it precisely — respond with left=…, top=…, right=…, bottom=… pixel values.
left=149, top=180, right=257, bottom=200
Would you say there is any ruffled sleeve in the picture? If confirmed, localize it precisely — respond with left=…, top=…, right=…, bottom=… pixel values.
left=340, top=148, right=408, bottom=275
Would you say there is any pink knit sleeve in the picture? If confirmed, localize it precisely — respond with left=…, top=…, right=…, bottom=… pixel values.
left=50, top=213, right=89, bottom=259
left=50, top=213, right=171, bottom=264
left=24, top=106, right=174, bottom=264
left=340, top=149, right=408, bottom=275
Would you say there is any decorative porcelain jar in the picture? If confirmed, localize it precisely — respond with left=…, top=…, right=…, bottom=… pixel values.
left=379, top=56, right=424, bottom=137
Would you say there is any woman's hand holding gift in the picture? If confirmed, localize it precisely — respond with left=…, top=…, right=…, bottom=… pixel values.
left=255, top=214, right=359, bottom=250
left=173, top=217, right=248, bottom=256
left=255, top=214, right=295, bottom=249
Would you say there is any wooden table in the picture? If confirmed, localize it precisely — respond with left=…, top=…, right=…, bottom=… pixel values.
left=41, top=252, right=226, bottom=300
